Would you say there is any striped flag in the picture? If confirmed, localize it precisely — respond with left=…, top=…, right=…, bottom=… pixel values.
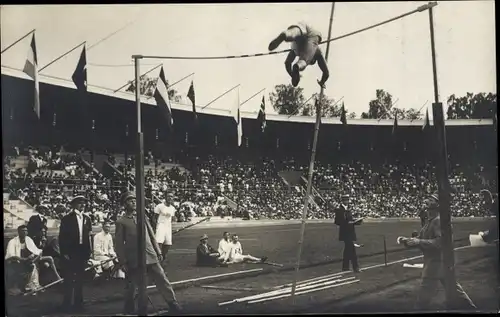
left=187, top=81, right=197, bottom=122
left=72, top=45, right=87, bottom=92
left=257, top=95, right=266, bottom=132
left=23, top=34, right=40, bottom=118
left=422, top=108, right=430, bottom=132
left=340, top=102, right=347, bottom=125
left=154, top=67, right=174, bottom=129
left=233, top=88, right=243, bottom=146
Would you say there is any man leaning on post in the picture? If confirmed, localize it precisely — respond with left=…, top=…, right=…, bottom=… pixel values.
left=115, top=191, right=182, bottom=314
left=399, top=193, right=477, bottom=311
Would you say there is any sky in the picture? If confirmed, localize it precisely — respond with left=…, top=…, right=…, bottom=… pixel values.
left=0, top=2, right=496, bottom=119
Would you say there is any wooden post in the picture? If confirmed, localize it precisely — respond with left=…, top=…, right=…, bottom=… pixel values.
left=133, top=55, right=148, bottom=315
left=428, top=4, right=457, bottom=308
left=383, top=235, right=387, bottom=266
left=290, top=2, right=336, bottom=305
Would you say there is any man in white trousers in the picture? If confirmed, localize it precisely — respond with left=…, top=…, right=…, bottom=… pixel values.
left=155, top=192, right=176, bottom=260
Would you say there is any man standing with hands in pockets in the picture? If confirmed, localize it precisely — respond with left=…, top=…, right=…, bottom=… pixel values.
left=58, top=196, right=92, bottom=313
left=334, top=194, right=363, bottom=273
left=115, top=191, right=182, bottom=315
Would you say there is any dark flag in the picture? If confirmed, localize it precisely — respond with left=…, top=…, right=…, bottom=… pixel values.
left=187, top=81, right=197, bottom=122
left=257, top=96, right=266, bottom=132
left=154, top=67, right=174, bottom=129
left=340, top=102, right=347, bottom=125
left=422, top=108, right=430, bottom=132
left=72, top=45, right=87, bottom=92
left=392, top=112, right=398, bottom=135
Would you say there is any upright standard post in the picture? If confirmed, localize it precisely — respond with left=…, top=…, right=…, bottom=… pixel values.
left=133, top=55, right=148, bottom=315
left=290, top=2, right=336, bottom=304
left=428, top=4, right=457, bottom=308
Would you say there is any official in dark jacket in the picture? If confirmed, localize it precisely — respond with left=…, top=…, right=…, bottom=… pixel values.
left=479, top=189, right=499, bottom=244
left=58, top=195, right=93, bottom=312
left=196, top=234, right=225, bottom=267
left=401, top=193, right=476, bottom=311
left=334, top=194, right=362, bottom=273
left=27, top=205, right=48, bottom=244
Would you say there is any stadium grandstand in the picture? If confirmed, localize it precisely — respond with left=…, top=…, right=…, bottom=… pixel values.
left=2, top=68, right=497, bottom=230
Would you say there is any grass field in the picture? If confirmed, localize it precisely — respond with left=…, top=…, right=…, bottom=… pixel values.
left=5, top=218, right=498, bottom=316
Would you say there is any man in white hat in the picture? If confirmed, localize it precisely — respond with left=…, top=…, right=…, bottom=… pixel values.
left=154, top=192, right=176, bottom=260
left=58, top=195, right=93, bottom=313
left=401, top=193, right=476, bottom=311
left=196, top=234, right=226, bottom=267
left=115, top=192, right=181, bottom=314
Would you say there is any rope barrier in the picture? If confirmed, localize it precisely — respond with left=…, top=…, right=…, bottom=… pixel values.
left=138, top=2, right=437, bottom=61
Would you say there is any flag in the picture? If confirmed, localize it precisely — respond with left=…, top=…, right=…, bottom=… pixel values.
left=233, top=88, right=243, bottom=146
left=422, top=108, right=430, bottom=132
left=340, top=102, right=347, bottom=125
left=257, top=95, right=266, bottom=132
left=72, top=45, right=87, bottom=91
left=187, top=81, right=197, bottom=121
left=23, top=34, right=40, bottom=118
left=392, top=112, right=398, bottom=135
left=154, top=67, right=174, bottom=129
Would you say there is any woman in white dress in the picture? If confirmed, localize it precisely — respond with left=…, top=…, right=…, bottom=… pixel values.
left=155, top=193, right=176, bottom=260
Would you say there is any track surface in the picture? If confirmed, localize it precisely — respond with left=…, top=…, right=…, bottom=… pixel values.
left=5, top=219, right=498, bottom=316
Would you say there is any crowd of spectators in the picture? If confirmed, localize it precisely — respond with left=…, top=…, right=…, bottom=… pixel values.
left=4, top=145, right=497, bottom=223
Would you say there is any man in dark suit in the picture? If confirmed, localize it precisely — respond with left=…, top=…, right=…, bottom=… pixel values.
left=401, top=193, right=476, bottom=311
left=196, top=234, right=226, bottom=267
left=27, top=205, right=49, bottom=245
left=115, top=191, right=182, bottom=314
left=58, top=195, right=92, bottom=312
left=334, top=194, right=362, bottom=273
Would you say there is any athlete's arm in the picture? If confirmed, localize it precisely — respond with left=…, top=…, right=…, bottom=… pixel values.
left=316, top=50, right=329, bottom=87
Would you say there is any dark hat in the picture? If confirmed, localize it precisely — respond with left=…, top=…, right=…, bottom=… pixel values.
left=70, top=195, right=88, bottom=205
left=200, top=234, right=208, bottom=241
left=120, top=191, right=136, bottom=205
left=36, top=204, right=49, bottom=211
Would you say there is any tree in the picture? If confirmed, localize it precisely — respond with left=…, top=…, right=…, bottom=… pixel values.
left=361, top=89, right=394, bottom=119
left=126, top=74, right=182, bottom=102
left=390, top=107, right=423, bottom=120
left=446, top=92, right=497, bottom=119
left=301, top=93, right=343, bottom=117
left=270, top=84, right=307, bottom=116
left=348, top=112, right=357, bottom=119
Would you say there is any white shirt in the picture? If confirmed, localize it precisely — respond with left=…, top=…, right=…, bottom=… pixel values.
left=5, top=236, right=41, bottom=260
left=218, top=239, right=232, bottom=260
left=93, top=231, right=116, bottom=257
left=74, top=209, right=84, bottom=244
left=154, top=203, right=176, bottom=224
left=229, top=241, right=243, bottom=260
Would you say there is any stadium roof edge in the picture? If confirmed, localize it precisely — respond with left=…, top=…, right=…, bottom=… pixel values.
left=1, top=66, right=493, bottom=127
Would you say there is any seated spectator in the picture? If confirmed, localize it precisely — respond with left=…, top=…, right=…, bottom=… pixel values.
left=225, top=234, right=267, bottom=265
left=196, top=234, right=226, bottom=267
left=92, top=222, right=122, bottom=279
left=5, top=225, right=62, bottom=295
left=217, top=232, right=233, bottom=263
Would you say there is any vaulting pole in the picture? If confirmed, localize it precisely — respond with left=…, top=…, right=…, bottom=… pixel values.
left=290, top=2, right=336, bottom=305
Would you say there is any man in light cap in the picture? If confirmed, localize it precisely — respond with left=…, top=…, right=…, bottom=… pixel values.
left=196, top=234, right=226, bottom=267
left=58, top=195, right=92, bottom=313
left=115, top=191, right=181, bottom=314
left=154, top=192, right=177, bottom=261
left=401, top=193, right=476, bottom=310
